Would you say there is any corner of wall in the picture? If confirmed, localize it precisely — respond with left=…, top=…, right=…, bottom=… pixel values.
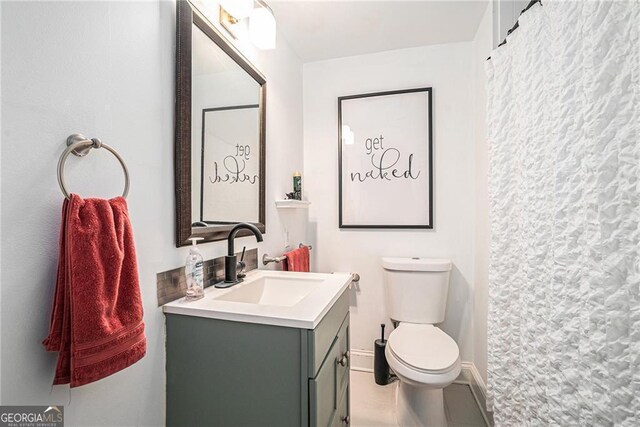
left=471, top=0, right=494, bottom=384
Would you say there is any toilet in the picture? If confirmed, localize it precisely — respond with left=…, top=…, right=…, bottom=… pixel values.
left=382, top=257, right=460, bottom=427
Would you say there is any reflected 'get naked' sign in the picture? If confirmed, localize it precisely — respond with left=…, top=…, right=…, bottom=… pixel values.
left=200, top=105, right=260, bottom=224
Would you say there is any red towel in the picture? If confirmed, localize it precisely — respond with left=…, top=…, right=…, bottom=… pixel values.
left=43, top=194, right=146, bottom=387
left=282, top=246, right=310, bottom=272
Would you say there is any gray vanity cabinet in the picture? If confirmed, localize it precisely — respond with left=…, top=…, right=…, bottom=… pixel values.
left=310, top=317, right=350, bottom=427
left=166, top=290, right=350, bottom=427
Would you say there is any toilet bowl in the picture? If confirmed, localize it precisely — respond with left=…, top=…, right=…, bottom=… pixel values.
left=382, top=257, right=459, bottom=427
left=385, top=323, right=460, bottom=427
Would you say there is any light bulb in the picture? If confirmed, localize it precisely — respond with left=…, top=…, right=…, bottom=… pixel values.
left=342, top=125, right=355, bottom=145
left=249, top=6, right=276, bottom=50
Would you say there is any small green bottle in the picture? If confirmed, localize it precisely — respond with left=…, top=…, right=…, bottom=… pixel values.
left=293, top=171, right=302, bottom=200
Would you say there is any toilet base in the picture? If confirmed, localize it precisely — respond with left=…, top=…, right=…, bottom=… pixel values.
left=396, top=381, right=447, bottom=427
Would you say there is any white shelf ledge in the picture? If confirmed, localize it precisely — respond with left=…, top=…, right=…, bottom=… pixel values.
left=275, top=199, right=311, bottom=209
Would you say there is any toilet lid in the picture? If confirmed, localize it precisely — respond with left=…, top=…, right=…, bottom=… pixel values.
left=388, top=324, right=459, bottom=373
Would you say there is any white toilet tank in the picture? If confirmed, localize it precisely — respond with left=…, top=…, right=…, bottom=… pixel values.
left=382, top=257, right=452, bottom=324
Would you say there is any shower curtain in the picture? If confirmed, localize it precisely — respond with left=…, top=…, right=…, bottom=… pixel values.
left=486, top=1, right=639, bottom=425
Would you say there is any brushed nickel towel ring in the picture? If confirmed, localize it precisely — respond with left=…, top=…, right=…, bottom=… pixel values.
left=57, top=133, right=130, bottom=199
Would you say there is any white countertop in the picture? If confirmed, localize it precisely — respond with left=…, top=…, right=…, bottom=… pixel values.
left=162, top=270, right=352, bottom=329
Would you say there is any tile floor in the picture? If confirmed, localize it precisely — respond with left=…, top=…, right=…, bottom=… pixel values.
left=350, top=370, right=487, bottom=427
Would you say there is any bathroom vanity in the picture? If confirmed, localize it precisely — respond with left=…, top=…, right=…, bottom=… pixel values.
left=164, top=271, right=352, bottom=426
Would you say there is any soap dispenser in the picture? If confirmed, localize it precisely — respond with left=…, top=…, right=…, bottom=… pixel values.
left=185, top=237, right=205, bottom=301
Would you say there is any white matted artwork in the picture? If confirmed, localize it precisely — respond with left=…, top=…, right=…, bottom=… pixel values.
left=338, top=88, right=433, bottom=228
left=200, top=105, right=260, bottom=223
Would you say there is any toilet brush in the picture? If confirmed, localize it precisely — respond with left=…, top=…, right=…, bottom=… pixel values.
left=374, top=323, right=392, bottom=385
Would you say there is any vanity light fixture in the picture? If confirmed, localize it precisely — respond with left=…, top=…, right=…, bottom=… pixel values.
left=218, top=0, right=254, bottom=21
left=218, top=0, right=252, bottom=40
left=249, top=0, right=276, bottom=50
left=219, top=0, right=276, bottom=49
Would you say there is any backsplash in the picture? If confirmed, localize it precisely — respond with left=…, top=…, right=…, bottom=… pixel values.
left=156, top=248, right=258, bottom=306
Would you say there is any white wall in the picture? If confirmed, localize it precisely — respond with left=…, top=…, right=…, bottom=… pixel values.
left=303, top=42, right=476, bottom=362
left=0, top=1, right=303, bottom=425
left=472, top=3, right=494, bottom=384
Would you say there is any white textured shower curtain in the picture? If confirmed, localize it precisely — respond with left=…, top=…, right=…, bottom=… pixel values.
left=487, top=1, right=639, bottom=425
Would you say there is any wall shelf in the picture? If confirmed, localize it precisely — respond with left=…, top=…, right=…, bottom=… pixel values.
left=275, top=200, right=311, bottom=209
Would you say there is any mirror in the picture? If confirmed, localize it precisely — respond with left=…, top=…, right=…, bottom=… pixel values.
left=175, top=0, right=266, bottom=247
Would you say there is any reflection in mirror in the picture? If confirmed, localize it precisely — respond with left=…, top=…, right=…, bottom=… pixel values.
left=191, top=25, right=261, bottom=224
left=175, top=1, right=266, bottom=247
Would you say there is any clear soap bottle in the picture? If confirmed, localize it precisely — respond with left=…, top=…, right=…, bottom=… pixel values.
left=185, top=237, right=204, bottom=301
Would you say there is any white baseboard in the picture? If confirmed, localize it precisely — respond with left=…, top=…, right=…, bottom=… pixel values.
left=349, top=349, right=492, bottom=426
left=350, top=349, right=374, bottom=372
left=457, top=362, right=492, bottom=427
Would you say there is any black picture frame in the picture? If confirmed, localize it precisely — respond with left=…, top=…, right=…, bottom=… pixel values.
left=338, top=87, right=433, bottom=229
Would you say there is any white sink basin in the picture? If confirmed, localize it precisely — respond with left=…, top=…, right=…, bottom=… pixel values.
left=215, top=275, right=324, bottom=307
left=163, top=270, right=352, bottom=328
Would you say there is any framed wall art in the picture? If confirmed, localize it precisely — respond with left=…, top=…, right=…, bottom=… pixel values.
left=338, top=87, right=433, bottom=228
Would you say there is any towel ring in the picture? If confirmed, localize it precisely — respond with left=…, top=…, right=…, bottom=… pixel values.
left=57, top=133, right=130, bottom=199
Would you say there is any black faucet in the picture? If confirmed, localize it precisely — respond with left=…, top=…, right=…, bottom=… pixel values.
left=216, top=222, right=263, bottom=287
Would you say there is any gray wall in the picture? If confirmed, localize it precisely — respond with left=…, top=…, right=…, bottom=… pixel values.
left=493, top=0, right=530, bottom=46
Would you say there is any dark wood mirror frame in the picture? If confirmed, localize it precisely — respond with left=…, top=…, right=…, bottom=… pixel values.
left=175, top=0, right=266, bottom=247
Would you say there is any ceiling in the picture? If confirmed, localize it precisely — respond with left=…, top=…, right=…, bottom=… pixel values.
left=270, top=1, right=489, bottom=62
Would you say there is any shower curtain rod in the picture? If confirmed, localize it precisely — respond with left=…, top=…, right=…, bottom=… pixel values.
left=487, top=0, right=541, bottom=60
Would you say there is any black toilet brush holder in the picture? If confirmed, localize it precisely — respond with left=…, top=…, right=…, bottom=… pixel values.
left=374, top=323, right=394, bottom=385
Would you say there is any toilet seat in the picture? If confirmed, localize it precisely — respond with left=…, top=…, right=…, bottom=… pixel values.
left=387, top=323, right=459, bottom=374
